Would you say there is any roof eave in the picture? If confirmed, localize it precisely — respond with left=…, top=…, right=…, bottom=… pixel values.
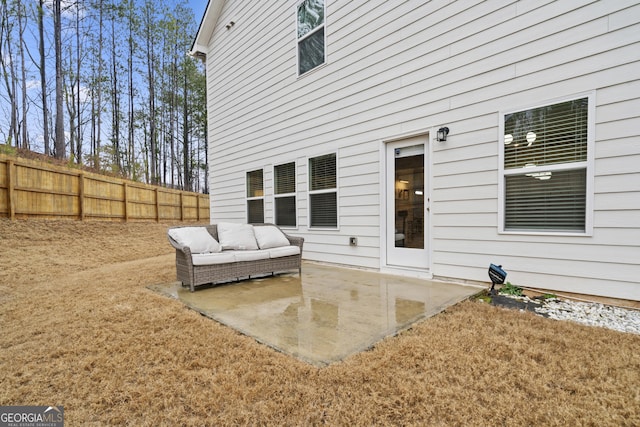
left=189, top=0, right=225, bottom=59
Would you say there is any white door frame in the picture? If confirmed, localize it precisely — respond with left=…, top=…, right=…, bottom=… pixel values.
left=380, top=130, right=433, bottom=278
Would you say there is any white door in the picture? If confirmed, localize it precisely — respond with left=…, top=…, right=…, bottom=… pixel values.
left=386, top=137, right=429, bottom=269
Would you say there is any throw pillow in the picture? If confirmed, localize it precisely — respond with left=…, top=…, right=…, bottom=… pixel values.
left=253, top=225, right=290, bottom=249
left=168, top=227, right=221, bottom=253
left=217, top=222, right=259, bottom=250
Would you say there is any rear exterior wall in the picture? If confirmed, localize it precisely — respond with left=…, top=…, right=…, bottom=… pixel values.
left=204, top=0, right=640, bottom=300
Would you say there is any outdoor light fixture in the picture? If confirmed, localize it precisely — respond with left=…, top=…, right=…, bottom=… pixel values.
left=437, top=127, right=449, bottom=142
left=488, top=263, right=507, bottom=294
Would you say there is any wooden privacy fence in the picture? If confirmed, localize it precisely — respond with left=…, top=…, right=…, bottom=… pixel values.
left=0, top=155, right=209, bottom=222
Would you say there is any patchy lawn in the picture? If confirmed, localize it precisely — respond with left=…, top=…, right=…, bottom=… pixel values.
left=1, top=219, right=638, bottom=426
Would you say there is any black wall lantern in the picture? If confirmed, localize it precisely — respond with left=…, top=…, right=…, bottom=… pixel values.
left=437, top=127, right=449, bottom=142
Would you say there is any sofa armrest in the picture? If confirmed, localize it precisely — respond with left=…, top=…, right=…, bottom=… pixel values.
left=167, top=233, right=194, bottom=262
left=286, top=235, right=304, bottom=250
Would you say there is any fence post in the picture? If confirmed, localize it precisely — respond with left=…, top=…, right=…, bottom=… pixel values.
left=155, top=187, right=160, bottom=222
left=180, top=192, right=184, bottom=221
left=78, top=172, right=85, bottom=221
left=123, top=182, right=129, bottom=222
left=196, top=194, right=200, bottom=222
left=7, top=160, right=15, bottom=220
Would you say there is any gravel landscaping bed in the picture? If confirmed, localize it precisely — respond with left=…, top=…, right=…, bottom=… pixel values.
left=490, top=294, right=640, bottom=335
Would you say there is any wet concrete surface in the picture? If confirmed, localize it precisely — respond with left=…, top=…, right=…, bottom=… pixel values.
left=149, top=262, right=483, bottom=366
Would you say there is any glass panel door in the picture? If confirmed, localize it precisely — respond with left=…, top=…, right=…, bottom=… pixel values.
left=386, top=138, right=429, bottom=269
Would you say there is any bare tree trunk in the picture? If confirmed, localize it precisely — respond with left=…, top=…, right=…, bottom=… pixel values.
left=110, top=12, right=121, bottom=172
left=127, top=2, right=134, bottom=178
left=8, top=27, right=18, bottom=147
left=182, top=66, right=190, bottom=191
left=143, top=1, right=157, bottom=184
left=75, top=0, right=82, bottom=163
left=0, top=2, right=18, bottom=147
left=95, top=0, right=104, bottom=169
left=65, top=46, right=77, bottom=160
left=169, top=59, right=176, bottom=188
left=54, top=0, right=65, bottom=158
left=17, top=0, right=28, bottom=149
left=38, top=0, right=49, bottom=154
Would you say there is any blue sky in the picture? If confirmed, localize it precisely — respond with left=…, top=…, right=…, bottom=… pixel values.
left=187, top=0, right=208, bottom=26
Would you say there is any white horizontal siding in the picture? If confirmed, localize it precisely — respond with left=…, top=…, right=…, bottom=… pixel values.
left=204, top=0, right=640, bottom=299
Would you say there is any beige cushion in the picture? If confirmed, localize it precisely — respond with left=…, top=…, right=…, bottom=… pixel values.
left=217, top=223, right=259, bottom=250
left=253, top=225, right=290, bottom=249
left=268, top=245, right=301, bottom=259
left=233, top=250, right=270, bottom=262
left=191, top=252, right=235, bottom=266
left=168, top=227, right=221, bottom=254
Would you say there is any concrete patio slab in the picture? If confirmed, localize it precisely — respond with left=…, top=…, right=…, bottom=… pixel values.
left=149, top=262, right=483, bottom=366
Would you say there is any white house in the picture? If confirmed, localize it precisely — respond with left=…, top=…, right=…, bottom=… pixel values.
left=191, top=0, right=640, bottom=301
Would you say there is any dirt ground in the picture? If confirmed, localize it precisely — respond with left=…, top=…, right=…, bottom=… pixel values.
left=1, top=219, right=639, bottom=426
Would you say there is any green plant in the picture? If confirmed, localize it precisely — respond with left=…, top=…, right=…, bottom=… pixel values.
left=476, top=294, right=492, bottom=303
left=499, top=281, right=523, bottom=296
left=0, top=144, right=17, bottom=156
left=541, top=293, right=557, bottom=299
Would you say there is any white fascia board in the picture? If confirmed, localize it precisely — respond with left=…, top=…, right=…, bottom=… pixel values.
left=189, top=0, right=225, bottom=58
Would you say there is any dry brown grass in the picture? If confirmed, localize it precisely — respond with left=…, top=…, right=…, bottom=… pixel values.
left=1, top=219, right=638, bottom=426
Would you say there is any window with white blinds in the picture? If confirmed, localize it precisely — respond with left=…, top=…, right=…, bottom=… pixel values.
left=309, top=153, right=337, bottom=228
left=274, top=162, right=297, bottom=227
left=501, top=95, right=592, bottom=233
left=246, top=169, right=264, bottom=224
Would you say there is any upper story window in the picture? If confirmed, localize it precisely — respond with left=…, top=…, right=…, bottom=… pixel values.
left=297, top=0, right=325, bottom=75
left=274, top=162, right=297, bottom=227
left=246, top=169, right=264, bottom=224
left=499, top=94, right=594, bottom=234
left=309, top=153, right=337, bottom=228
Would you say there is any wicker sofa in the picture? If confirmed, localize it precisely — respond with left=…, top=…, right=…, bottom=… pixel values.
left=167, top=223, right=304, bottom=292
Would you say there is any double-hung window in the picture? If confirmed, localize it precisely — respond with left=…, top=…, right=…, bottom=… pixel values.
left=246, top=169, right=264, bottom=224
left=274, top=162, right=297, bottom=227
left=297, top=0, right=325, bottom=75
left=309, top=153, right=337, bottom=228
left=499, top=94, right=594, bottom=234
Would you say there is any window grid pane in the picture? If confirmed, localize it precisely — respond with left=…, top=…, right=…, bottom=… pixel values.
left=246, top=170, right=263, bottom=197
left=297, top=0, right=324, bottom=38
left=298, top=27, right=325, bottom=75
left=247, top=199, right=264, bottom=224
left=275, top=162, right=296, bottom=195
left=310, top=153, right=336, bottom=191
left=505, top=169, right=586, bottom=232
left=310, top=193, right=337, bottom=227
left=275, top=196, right=297, bottom=227
left=504, top=97, right=588, bottom=169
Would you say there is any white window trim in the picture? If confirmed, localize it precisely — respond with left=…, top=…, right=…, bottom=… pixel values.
left=273, top=161, right=298, bottom=229
left=296, top=0, right=327, bottom=77
left=497, top=91, right=595, bottom=236
left=246, top=168, right=265, bottom=224
left=307, top=152, right=339, bottom=230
